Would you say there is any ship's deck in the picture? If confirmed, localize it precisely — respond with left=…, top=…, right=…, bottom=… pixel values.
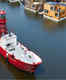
left=7, top=43, right=42, bottom=64
left=0, top=33, right=42, bottom=65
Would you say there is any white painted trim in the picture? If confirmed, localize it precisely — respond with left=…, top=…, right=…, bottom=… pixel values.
left=24, top=7, right=37, bottom=13
left=43, top=15, right=66, bottom=23
left=8, top=0, right=20, bottom=3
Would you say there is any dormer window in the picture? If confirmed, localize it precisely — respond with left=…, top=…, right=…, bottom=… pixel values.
left=50, top=6, right=54, bottom=11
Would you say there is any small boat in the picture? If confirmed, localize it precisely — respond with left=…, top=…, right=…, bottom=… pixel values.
left=0, top=10, right=6, bottom=24
left=8, top=0, right=21, bottom=6
left=24, top=2, right=41, bottom=14
left=43, top=2, right=66, bottom=22
left=0, top=26, right=42, bottom=73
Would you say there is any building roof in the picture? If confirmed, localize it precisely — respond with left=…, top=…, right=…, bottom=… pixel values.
left=47, top=2, right=66, bottom=6
left=59, top=3, right=66, bottom=6
left=48, top=2, right=59, bottom=5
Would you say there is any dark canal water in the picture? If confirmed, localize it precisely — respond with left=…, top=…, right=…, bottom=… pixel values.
left=0, top=2, right=66, bottom=80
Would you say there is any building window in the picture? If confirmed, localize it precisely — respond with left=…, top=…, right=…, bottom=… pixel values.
left=62, top=10, right=65, bottom=14
left=55, top=13, right=59, bottom=17
left=39, top=9, right=43, bottom=12
left=57, top=8, right=60, bottom=12
left=54, top=6, right=57, bottom=11
left=44, top=9, right=48, bottom=13
left=32, top=5, right=35, bottom=8
left=50, top=6, right=54, bottom=11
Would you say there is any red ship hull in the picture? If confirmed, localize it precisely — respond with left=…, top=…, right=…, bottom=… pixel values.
left=0, top=46, right=41, bottom=73
left=0, top=19, right=6, bottom=24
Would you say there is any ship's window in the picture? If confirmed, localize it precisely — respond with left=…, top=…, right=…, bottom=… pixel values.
left=21, top=47, right=24, bottom=50
left=28, top=55, right=32, bottom=59
left=9, top=48, right=15, bottom=51
left=9, top=33, right=12, bottom=37
left=6, top=43, right=11, bottom=47
left=17, top=42, right=18, bottom=45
